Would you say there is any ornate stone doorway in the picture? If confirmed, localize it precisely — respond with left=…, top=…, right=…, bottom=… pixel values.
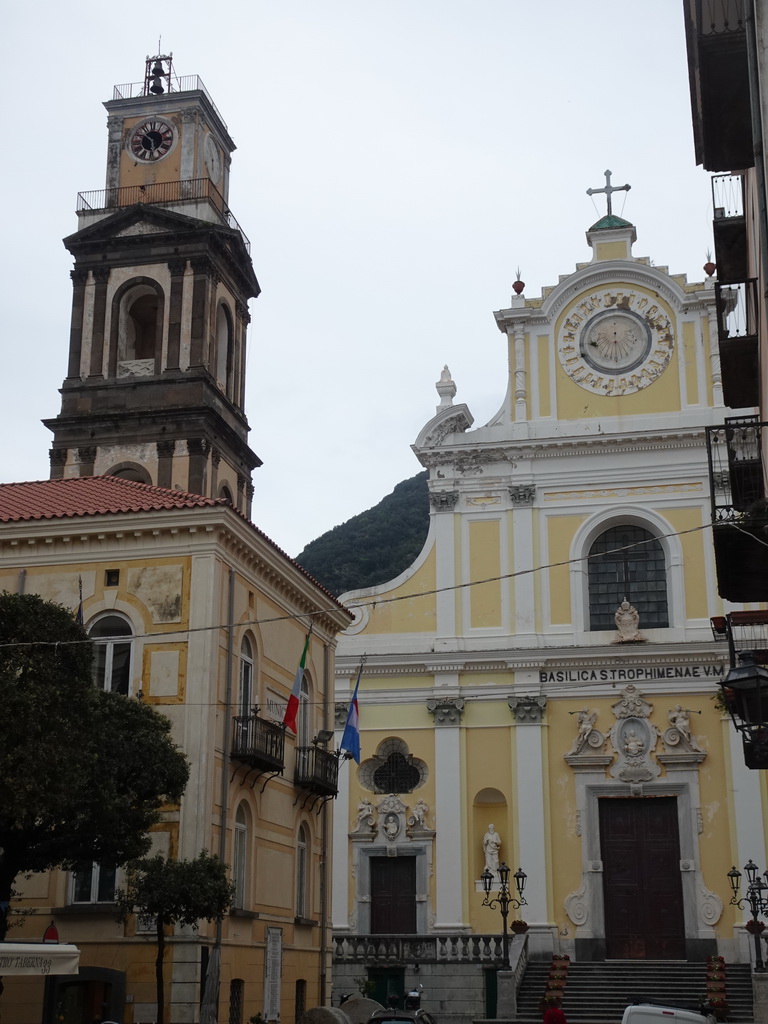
left=599, top=796, right=685, bottom=959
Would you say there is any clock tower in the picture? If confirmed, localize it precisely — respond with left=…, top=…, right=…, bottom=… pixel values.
left=45, top=55, right=261, bottom=515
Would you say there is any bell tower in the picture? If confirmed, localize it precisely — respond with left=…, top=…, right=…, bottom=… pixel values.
left=45, top=55, right=261, bottom=515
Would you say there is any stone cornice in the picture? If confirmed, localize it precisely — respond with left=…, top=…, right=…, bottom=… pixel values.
left=334, top=642, right=728, bottom=679
left=416, top=429, right=707, bottom=469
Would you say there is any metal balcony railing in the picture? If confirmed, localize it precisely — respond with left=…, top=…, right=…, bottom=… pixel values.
left=712, top=173, right=747, bottom=285
left=696, top=0, right=745, bottom=35
left=713, top=280, right=759, bottom=407
left=715, top=278, right=758, bottom=340
left=76, top=178, right=250, bottom=253
left=712, top=172, right=745, bottom=219
left=111, top=75, right=227, bottom=129
left=294, top=745, right=339, bottom=797
left=706, top=417, right=765, bottom=522
left=231, top=713, right=285, bottom=773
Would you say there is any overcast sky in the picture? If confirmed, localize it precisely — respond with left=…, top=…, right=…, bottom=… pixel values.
left=2, top=2, right=713, bottom=557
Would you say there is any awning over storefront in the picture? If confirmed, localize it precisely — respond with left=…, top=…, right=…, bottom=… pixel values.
left=0, top=943, right=80, bottom=975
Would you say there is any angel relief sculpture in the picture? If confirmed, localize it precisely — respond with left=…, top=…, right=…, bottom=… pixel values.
left=566, top=709, right=604, bottom=756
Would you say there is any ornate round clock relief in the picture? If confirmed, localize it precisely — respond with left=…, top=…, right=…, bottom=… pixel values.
left=558, top=290, right=674, bottom=396
left=128, top=118, right=176, bottom=162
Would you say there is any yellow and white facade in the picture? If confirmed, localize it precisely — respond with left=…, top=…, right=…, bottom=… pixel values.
left=1, top=480, right=351, bottom=1024
left=332, top=212, right=765, bottom=1016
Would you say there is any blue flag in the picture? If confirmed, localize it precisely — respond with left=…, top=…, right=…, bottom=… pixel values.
left=340, top=663, right=363, bottom=764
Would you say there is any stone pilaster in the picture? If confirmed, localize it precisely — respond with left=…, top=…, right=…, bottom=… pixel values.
left=67, top=269, right=89, bottom=379
left=49, top=447, right=68, bottom=480
left=157, top=439, right=176, bottom=489
left=166, top=259, right=187, bottom=371
left=88, top=267, right=110, bottom=378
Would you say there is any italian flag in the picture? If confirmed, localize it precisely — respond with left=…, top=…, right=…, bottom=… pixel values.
left=283, top=630, right=311, bottom=734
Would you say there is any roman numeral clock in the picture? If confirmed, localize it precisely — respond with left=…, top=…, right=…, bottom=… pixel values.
left=129, top=118, right=176, bottom=162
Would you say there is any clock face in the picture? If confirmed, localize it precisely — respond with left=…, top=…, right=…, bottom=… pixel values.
left=557, top=288, right=675, bottom=396
left=204, top=135, right=222, bottom=185
left=128, top=119, right=176, bottom=162
left=580, top=310, right=652, bottom=373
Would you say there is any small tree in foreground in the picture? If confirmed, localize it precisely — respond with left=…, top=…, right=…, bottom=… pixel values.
left=116, top=852, right=234, bottom=1024
left=0, top=592, right=190, bottom=941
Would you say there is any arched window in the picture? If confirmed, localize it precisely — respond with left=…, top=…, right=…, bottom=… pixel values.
left=298, top=673, right=311, bottom=748
left=587, top=524, right=669, bottom=630
left=215, top=304, right=234, bottom=398
left=89, top=615, right=133, bottom=694
left=229, top=979, right=244, bottom=1024
left=296, top=823, right=309, bottom=918
left=219, top=483, right=234, bottom=505
left=295, top=980, right=307, bottom=1023
left=239, top=637, right=254, bottom=717
left=233, top=804, right=248, bottom=909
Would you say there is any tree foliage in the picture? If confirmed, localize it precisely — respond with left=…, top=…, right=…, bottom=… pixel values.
left=0, top=592, right=189, bottom=940
left=116, top=853, right=234, bottom=1024
left=296, top=471, right=429, bottom=596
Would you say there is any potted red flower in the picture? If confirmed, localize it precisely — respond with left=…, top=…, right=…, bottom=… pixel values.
left=511, top=920, right=529, bottom=933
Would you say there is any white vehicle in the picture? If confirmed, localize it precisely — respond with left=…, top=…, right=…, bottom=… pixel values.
left=622, top=1004, right=714, bottom=1024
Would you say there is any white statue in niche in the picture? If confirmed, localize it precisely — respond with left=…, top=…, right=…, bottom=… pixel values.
left=483, top=824, right=502, bottom=873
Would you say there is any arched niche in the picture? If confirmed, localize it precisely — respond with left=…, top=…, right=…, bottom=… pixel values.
left=108, top=277, right=165, bottom=378
left=473, top=787, right=508, bottom=880
left=106, top=462, right=152, bottom=485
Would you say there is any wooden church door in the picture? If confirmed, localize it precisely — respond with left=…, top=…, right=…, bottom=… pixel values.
left=599, top=797, right=686, bottom=959
left=370, top=856, right=417, bottom=933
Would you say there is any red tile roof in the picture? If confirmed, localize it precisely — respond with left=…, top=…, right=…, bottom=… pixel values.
left=0, top=475, right=351, bottom=613
left=0, top=476, right=226, bottom=523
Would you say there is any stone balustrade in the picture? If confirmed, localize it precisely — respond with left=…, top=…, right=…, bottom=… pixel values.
left=333, top=933, right=505, bottom=964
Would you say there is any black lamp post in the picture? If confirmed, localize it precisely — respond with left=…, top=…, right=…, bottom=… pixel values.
left=480, top=862, right=527, bottom=966
left=728, top=860, right=768, bottom=972
left=719, top=651, right=768, bottom=768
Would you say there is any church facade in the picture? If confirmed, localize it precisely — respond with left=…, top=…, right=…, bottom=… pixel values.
left=331, top=198, right=764, bottom=1018
left=2, top=57, right=352, bottom=1024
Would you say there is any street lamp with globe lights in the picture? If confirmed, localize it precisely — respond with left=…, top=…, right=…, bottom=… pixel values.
left=480, top=863, right=527, bottom=966
left=728, top=860, right=768, bottom=972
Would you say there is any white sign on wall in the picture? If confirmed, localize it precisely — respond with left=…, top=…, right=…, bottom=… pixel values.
left=265, top=688, right=286, bottom=723
left=264, top=926, right=283, bottom=1020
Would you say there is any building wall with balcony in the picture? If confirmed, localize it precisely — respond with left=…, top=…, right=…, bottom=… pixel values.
left=331, top=214, right=766, bottom=1021
left=0, top=478, right=352, bottom=1024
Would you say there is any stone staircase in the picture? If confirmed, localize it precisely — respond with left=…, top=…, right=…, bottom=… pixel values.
left=511, top=960, right=754, bottom=1024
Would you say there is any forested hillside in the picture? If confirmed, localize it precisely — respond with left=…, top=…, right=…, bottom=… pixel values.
left=295, top=471, right=430, bottom=596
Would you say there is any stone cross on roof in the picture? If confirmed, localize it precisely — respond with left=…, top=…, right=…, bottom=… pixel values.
left=586, top=169, right=631, bottom=217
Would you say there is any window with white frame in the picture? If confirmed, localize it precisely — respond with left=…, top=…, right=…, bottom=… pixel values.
left=233, top=804, right=248, bottom=909
left=89, top=615, right=133, bottom=694
left=587, top=524, right=669, bottom=630
left=296, top=823, right=309, bottom=918
left=239, top=636, right=254, bottom=716
left=72, top=862, right=117, bottom=903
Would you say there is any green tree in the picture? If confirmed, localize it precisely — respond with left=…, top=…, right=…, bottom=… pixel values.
left=0, top=592, right=189, bottom=940
left=116, top=853, right=234, bottom=1024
